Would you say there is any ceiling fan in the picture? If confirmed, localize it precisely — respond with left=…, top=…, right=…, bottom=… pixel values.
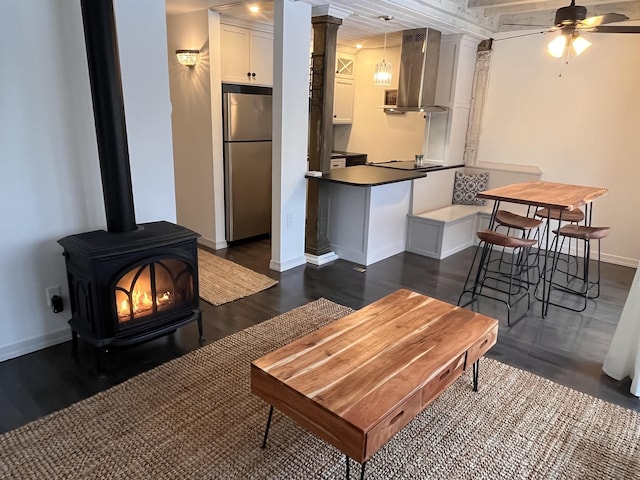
left=502, top=1, right=640, bottom=58
left=550, top=1, right=640, bottom=34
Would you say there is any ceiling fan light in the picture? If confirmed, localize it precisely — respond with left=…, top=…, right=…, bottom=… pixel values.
left=547, top=34, right=567, bottom=58
left=572, top=35, right=592, bottom=55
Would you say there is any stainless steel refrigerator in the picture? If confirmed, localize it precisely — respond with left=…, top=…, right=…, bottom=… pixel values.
left=222, top=85, right=272, bottom=242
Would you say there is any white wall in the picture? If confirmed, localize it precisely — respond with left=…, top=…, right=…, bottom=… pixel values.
left=270, top=0, right=310, bottom=271
left=344, top=46, right=426, bottom=163
left=166, top=10, right=220, bottom=249
left=115, top=0, right=177, bottom=224
left=478, top=32, right=640, bottom=266
left=0, top=0, right=177, bottom=361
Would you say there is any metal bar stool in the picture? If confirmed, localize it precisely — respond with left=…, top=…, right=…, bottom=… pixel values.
left=458, top=230, right=537, bottom=326
left=545, top=225, right=611, bottom=312
left=494, top=209, right=543, bottom=280
left=535, top=207, right=585, bottom=224
left=496, top=209, right=543, bottom=233
left=535, top=207, right=585, bottom=274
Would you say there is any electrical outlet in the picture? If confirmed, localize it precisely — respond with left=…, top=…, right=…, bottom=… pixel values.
left=46, top=286, right=61, bottom=306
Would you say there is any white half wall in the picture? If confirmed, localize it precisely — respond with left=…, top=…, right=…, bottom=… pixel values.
left=478, top=32, right=640, bottom=266
left=0, top=0, right=177, bottom=361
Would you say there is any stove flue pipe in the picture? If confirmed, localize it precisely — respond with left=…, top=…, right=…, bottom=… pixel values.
left=80, top=0, right=137, bottom=233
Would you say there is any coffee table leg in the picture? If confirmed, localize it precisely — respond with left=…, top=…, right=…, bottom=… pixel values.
left=261, top=405, right=274, bottom=449
left=345, top=456, right=366, bottom=479
left=472, top=360, right=480, bottom=392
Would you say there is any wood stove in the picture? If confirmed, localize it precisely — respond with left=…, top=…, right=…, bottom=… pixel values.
left=58, top=222, right=201, bottom=350
left=58, top=0, right=202, bottom=365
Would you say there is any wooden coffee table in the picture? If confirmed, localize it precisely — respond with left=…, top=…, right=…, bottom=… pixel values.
left=251, top=289, right=498, bottom=479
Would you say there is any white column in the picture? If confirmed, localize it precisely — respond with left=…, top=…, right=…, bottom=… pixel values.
left=270, top=0, right=312, bottom=271
left=464, top=43, right=493, bottom=166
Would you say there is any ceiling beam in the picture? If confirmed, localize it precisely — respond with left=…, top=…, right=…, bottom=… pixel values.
left=468, top=0, right=549, bottom=8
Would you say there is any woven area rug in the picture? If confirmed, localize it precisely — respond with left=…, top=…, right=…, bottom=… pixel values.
left=2, top=300, right=640, bottom=479
left=198, top=249, right=277, bottom=305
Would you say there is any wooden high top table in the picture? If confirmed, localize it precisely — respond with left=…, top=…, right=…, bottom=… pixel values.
left=251, top=289, right=499, bottom=479
left=476, top=181, right=608, bottom=317
left=476, top=181, right=608, bottom=213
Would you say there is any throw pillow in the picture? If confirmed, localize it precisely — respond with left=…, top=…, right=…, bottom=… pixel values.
left=452, top=171, right=489, bottom=206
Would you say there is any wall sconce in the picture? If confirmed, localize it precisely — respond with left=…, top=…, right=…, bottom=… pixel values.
left=176, top=49, right=200, bottom=68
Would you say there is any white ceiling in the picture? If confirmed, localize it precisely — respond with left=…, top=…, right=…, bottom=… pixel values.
left=165, top=0, right=640, bottom=49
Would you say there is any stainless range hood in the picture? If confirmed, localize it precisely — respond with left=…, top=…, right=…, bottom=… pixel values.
left=395, top=28, right=446, bottom=112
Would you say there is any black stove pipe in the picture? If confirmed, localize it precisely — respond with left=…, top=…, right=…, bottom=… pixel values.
left=80, top=0, right=137, bottom=233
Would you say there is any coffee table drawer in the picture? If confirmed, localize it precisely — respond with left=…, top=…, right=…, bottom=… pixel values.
left=466, top=327, right=498, bottom=366
left=421, top=352, right=466, bottom=407
left=365, top=392, right=422, bottom=460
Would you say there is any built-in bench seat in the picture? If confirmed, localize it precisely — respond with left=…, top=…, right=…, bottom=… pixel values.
left=406, top=204, right=493, bottom=259
left=406, top=163, right=543, bottom=260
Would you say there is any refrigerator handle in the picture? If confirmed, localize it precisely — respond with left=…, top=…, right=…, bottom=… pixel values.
left=222, top=92, right=230, bottom=140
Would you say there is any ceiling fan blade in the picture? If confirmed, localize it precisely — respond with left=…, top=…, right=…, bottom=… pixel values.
left=579, top=13, right=629, bottom=28
left=493, top=30, right=549, bottom=41
left=501, top=23, right=551, bottom=28
left=590, top=25, right=640, bottom=33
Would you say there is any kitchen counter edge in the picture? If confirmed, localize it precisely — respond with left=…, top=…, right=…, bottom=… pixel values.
left=305, top=165, right=427, bottom=187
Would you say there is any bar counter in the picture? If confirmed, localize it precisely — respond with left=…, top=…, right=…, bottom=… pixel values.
left=306, top=166, right=426, bottom=266
left=305, top=165, right=427, bottom=187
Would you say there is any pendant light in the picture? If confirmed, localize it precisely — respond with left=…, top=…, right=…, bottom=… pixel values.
left=374, top=15, right=393, bottom=86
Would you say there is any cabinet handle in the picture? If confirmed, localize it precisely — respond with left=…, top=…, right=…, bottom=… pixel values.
left=251, top=72, right=256, bottom=77
left=247, top=72, right=251, bottom=77
left=390, top=410, right=404, bottom=424
left=333, top=114, right=337, bottom=118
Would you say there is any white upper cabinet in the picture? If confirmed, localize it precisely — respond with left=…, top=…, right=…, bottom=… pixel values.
left=335, top=53, right=355, bottom=79
left=333, top=78, right=354, bottom=124
left=333, top=52, right=356, bottom=124
left=221, top=24, right=273, bottom=86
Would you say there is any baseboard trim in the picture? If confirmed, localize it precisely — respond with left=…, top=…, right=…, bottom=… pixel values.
left=0, top=327, right=70, bottom=363
left=198, top=237, right=227, bottom=251
left=305, top=252, right=340, bottom=266
left=269, top=255, right=307, bottom=272
left=600, top=253, right=638, bottom=268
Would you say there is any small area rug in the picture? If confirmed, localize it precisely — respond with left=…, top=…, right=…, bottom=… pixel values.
left=1, top=300, right=639, bottom=479
left=198, top=249, right=277, bottom=305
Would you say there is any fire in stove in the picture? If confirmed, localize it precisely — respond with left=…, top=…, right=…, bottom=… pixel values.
left=116, top=284, right=173, bottom=320
left=115, top=259, right=193, bottom=322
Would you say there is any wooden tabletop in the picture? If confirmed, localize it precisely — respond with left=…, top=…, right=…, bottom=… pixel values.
left=476, top=181, right=608, bottom=211
left=251, top=289, right=498, bottom=462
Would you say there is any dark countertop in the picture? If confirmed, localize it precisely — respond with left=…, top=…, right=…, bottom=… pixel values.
left=331, top=151, right=367, bottom=166
left=306, top=165, right=426, bottom=187
left=331, top=150, right=367, bottom=158
left=371, top=161, right=464, bottom=172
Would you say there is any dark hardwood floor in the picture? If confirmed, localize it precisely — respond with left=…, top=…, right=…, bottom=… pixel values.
left=1, top=239, right=638, bottom=434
